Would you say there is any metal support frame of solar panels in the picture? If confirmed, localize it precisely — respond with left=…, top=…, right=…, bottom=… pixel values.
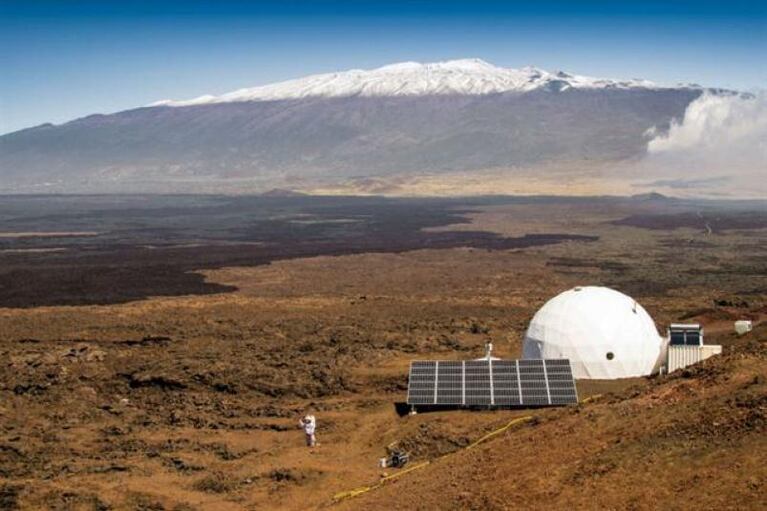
left=406, top=359, right=578, bottom=408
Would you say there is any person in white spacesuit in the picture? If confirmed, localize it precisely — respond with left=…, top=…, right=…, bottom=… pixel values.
left=299, top=413, right=317, bottom=447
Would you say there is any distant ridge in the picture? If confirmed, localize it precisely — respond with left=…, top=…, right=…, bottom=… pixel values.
left=631, top=192, right=670, bottom=201
left=260, top=188, right=308, bottom=197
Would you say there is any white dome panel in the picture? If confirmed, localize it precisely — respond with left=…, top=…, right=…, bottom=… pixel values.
left=523, top=286, right=663, bottom=379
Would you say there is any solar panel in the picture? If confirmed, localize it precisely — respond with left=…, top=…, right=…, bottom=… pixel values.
left=544, top=359, right=580, bottom=405
left=436, top=361, right=463, bottom=405
left=517, top=359, right=548, bottom=406
left=406, top=358, right=578, bottom=408
left=464, top=360, right=492, bottom=406
left=490, top=360, right=520, bottom=406
left=406, top=361, right=437, bottom=405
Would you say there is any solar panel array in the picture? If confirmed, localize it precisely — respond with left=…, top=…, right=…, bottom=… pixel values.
left=406, top=359, right=578, bottom=407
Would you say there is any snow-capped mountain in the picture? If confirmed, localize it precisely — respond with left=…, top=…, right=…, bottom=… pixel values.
left=0, top=59, right=711, bottom=193
left=152, top=59, right=662, bottom=107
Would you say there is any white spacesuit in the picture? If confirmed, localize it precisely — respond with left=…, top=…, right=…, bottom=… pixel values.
left=300, top=414, right=316, bottom=447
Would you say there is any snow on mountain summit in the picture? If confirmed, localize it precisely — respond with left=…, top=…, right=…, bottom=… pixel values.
left=151, top=58, right=662, bottom=107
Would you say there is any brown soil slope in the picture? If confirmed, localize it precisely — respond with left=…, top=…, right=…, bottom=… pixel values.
left=337, top=327, right=767, bottom=510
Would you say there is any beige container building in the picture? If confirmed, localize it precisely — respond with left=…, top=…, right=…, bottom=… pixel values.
left=665, top=324, right=722, bottom=373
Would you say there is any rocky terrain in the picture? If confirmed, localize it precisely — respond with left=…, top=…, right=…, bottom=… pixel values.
left=0, top=194, right=765, bottom=509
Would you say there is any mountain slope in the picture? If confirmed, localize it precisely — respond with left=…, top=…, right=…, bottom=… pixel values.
left=0, top=60, right=705, bottom=193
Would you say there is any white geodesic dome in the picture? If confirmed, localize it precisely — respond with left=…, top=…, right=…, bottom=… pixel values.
left=522, top=286, right=664, bottom=379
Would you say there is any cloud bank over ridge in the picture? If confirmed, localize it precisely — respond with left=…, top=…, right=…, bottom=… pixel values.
left=640, top=92, right=766, bottom=195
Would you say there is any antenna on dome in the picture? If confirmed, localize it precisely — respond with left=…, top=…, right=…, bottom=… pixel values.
left=484, top=340, right=493, bottom=360
left=475, top=339, right=499, bottom=361
left=633, top=300, right=638, bottom=314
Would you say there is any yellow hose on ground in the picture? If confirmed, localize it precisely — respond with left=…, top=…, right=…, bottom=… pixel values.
left=465, top=415, right=533, bottom=450
left=379, top=460, right=431, bottom=482
left=332, top=415, right=532, bottom=503
left=331, top=462, right=432, bottom=501
left=332, top=395, right=599, bottom=503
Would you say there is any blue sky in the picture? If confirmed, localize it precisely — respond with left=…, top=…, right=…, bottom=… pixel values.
left=1, top=0, right=765, bottom=134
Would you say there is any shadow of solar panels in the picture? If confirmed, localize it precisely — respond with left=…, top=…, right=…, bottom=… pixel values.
left=406, top=358, right=578, bottom=408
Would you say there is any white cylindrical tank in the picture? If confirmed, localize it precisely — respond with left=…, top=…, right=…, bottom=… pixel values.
left=734, top=320, right=753, bottom=335
left=523, top=286, right=664, bottom=379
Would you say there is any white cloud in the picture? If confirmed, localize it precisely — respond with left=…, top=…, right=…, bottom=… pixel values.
left=635, top=92, right=767, bottom=197
left=647, top=92, right=767, bottom=170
